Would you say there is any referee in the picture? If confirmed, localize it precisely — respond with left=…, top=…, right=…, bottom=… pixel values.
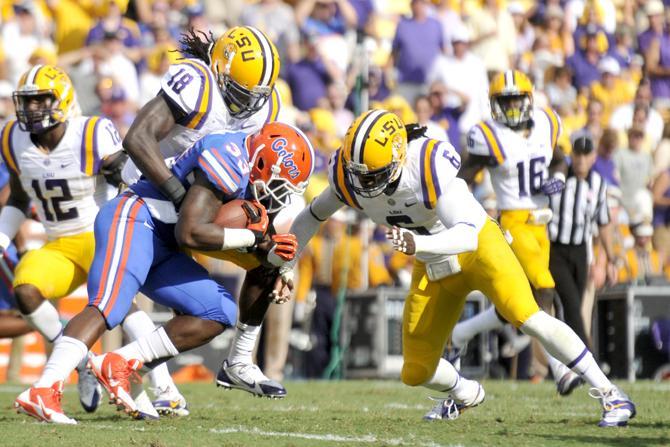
left=548, top=135, right=618, bottom=345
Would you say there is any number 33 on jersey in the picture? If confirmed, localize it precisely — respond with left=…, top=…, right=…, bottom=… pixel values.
left=1, top=116, right=123, bottom=238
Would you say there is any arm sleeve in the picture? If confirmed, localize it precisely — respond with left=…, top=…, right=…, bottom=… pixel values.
left=279, top=187, right=344, bottom=272
left=413, top=178, right=486, bottom=255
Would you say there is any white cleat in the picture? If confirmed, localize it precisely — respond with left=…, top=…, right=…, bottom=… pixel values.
left=423, top=379, right=485, bottom=421
left=152, top=386, right=189, bottom=417
left=14, top=382, right=77, bottom=424
left=216, top=359, right=287, bottom=398
left=590, top=386, right=636, bottom=427
left=77, top=354, right=103, bottom=413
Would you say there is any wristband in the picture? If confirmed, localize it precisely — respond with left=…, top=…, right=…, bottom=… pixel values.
left=158, top=175, right=187, bottom=207
left=222, top=228, right=257, bottom=250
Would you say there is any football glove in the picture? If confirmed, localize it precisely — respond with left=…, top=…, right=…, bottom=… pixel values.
left=267, top=233, right=298, bottom=262
left=387, top=226, right=416, bottom=255
left=242, top=201, right=269, bottom=244
left=541, top=177, right=565, bottom=196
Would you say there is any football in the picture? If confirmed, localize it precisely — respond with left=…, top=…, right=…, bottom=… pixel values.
left=213, top=199, right=252, bottom=229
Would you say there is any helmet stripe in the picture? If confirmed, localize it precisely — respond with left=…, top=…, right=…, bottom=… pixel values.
left=352, top=109, right=385, bottom=165
left=26, top=64, right=44, bottom=86
left=504, top=70, right=514, bottom=90
left=246, top=26, right=272, bottom=88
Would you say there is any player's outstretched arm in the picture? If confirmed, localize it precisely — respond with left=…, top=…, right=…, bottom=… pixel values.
left=123, top=93, right=184, bottom=205
left=99, top=152, right=129, bottom=187
left=175, top=170, right=266, bottom=251
left=0, top=171, right=30, bottom=250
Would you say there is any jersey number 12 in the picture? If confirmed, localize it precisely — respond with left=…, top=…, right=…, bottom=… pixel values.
left=31, top=179, right=79, bottom=222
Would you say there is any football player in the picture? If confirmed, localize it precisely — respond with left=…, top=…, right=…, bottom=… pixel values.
left=3, top=65, right=183, bottom=417
left=450, top=70, right=582, bottom=394
left=14, top=121, right=313, bottom=424
left=122, top=26, right=291, bottom=398
left=270, top=109, right=636, bottom=427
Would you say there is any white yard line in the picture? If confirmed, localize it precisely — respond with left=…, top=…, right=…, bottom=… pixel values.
left=209, top=426, right=449, bottom=447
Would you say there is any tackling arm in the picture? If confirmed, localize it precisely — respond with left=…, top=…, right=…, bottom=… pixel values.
left=123, top=93, right=185, bottom=205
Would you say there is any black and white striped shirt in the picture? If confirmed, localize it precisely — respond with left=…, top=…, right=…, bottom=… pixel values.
left=548, top=168, right=609, bottom=245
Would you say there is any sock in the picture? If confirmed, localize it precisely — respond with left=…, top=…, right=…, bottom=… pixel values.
left=545, top=351, right=570, bottom=381
left=227, top=322, right=261, bottom=364
left=122, top=311, right=179, bottom=395
left=35, top=336, right=88, bottom=388
left=452, top=306, right=505, bottom=348
left=520, top=311, right=613, bottom=391
left=22, top=300, right=64, bottom=343
left=116, top=327, right=179, bottom=364
left=423, top=358, right=459, bottom=392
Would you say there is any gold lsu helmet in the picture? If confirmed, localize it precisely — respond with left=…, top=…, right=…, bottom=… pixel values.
left=13, top=64, right=76, bottom=134
left=210, top=26, right=280, bottom=120
left=489, top=70, right=534, bottom=129
left=342, top=109, right=407, bottom=198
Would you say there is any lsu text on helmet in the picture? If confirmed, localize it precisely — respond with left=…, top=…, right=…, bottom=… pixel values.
left=210, top=26, right=280, bottom=120
left=13, top=64, right=76, bottom=134
left=489, top=70, right=534, bottom=130
left=342, top=109, right=407, bottom=198
left=247, top=121, right=315, bottom=213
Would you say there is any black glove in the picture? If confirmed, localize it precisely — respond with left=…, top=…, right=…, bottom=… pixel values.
left=405, top=123, right=428, bottom=142
left=158, top=175, right=187, bottom=209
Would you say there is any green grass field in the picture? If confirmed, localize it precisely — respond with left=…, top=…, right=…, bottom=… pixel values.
left=0, top=380, right=668, bottom=447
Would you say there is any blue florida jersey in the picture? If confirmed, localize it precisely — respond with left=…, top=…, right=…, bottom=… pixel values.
left=130, top=131, right=251, bottom=223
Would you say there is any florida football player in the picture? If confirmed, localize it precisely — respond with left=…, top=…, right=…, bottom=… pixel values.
left=122, top=26, right=291, bottom=398
left=3, top=65, right=184, bottom=417
left=450, top=70, right=582, bottom=394
left=270, top=109, right=635, bottom=427
left=14, top=121, right=313, bottom=424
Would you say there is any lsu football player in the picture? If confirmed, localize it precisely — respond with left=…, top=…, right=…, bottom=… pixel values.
left=450, top=70, right=582, bottom=393
left=3, top=65, right=184, bottom=417
left=15, top=121, right=313, bottom=424
left=270, top=109, right=636, bottom=427
left=122, top=26, right=291, bottom=399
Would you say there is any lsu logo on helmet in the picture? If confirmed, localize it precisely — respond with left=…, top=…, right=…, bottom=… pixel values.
left=13, top=64, right=76, bottom=134
left=210, top=26, right=280, bottom=120
left=342, top=109, right=408, bottom=198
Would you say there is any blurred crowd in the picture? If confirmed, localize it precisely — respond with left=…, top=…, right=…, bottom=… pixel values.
left=0, top=0, right=669, bottom=379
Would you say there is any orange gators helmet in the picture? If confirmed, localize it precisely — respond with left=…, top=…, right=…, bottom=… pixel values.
left=210, top=26, right=280, bottom=120
left=247, top=122, right=315, bottom=213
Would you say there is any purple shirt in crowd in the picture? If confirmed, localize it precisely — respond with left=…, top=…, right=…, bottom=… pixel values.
left=286, top=59, right=330, bottom=111
left=593, top=155, right=619, bottom=187
left=638, top=29, right=670, bottom=100
left=392, top=16, right=444, bottom=83
left=433, top=107, right=464, bottom=152
left=566, top=50, right=601, bottom=90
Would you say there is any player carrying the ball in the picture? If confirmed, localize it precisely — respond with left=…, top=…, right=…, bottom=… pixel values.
left=270, top=109, right=636, bottom=427
left=14, top=121, right=314, bottom=424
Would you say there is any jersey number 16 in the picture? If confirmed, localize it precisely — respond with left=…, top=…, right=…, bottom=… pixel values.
left=516, top=156, right=546, bottom=197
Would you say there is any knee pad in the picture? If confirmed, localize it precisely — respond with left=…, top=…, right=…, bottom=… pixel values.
left=401, top=362, right=432, bottom=386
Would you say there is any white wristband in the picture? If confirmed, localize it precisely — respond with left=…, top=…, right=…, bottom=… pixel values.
left=552, top=172, right=566, bottom=183
left=0, top=205, right=26, bottom=244
left=0, top=232, right=10, bottom=251
left=221, top=228, right=257, bottom=250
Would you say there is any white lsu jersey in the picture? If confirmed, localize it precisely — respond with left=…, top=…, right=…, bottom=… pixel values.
left=1, top=116, right=122, bottom=239
left=121, top=58, right=281, bottom=184
left=467, top=107, right=562, bottom=211
left=328, top=136, right=477, bottom=265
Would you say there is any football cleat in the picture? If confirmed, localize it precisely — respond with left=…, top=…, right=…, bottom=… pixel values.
left=88, top=352, right=158, bottom=420
left=423, top=379, right=485, bottom=421
left=14, top=382, right=77, bottom=424
left=590, top=386, right=637, bottom=427
left=216, top=359, right=287, bottom=398
left=556, top=371, right=584, bottom=397
left=76, top=355, right=103, bottom=413
left=152, top=386, right=190, bottom=417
